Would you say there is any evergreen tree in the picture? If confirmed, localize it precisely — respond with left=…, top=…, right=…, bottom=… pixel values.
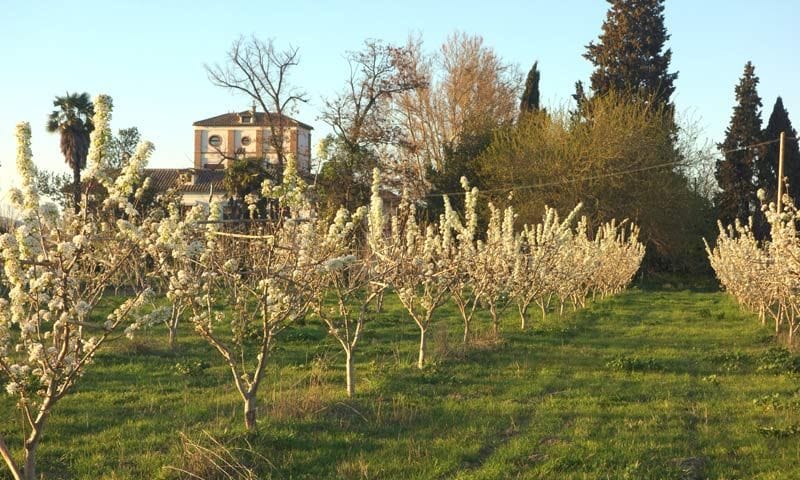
left=716, top=62, right=762, bottom=226
left=519, top=61, right=541, bottom=116
left=584, top=0, right=677, bottom=107
left=758, top=97, right=800, bottom=203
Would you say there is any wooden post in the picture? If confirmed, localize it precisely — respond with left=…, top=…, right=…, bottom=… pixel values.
left=777, top=131, right=786, bottom=214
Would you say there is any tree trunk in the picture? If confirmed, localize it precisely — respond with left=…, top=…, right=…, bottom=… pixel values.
left=375, top=291, right=385, bottom=313
left=518, top=303, right=528, bottom=331
left=23, top=429, right=42, bottom=480
left=463, top=320, right=470, bottom=344
left=23, top=445, right=36, bottom=480
left=244, top=394, right=257, bottom=431
left=168, top=324, right=178, bottom=351
left=345, top=349, right=356, bottom=397
left=490, top=304, right=499, bottom=338
left=72, top=165, right=81, bottom=214
left=417, top=328, right=427, bottom=370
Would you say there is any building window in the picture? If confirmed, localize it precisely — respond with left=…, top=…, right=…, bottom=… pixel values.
left=209, top=135, right=222, bottom=148
left=241, top=136, right=251, bottom=147
left=241, top=114, right=252, bottom=124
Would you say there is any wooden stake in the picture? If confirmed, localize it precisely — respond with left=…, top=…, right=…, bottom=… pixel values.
left=777, top=131, right=786, bottom=214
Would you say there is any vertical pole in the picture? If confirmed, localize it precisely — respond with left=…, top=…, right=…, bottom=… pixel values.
left=777, top=131, right=786, bottom=214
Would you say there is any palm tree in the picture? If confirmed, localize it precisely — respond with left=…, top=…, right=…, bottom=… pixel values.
left=46, top=92, right=94, bottom=212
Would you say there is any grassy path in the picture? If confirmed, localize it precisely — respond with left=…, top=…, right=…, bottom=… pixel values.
left=2, top=284, right=800, bottom=479
left=438, top=286, right=800, bottom=479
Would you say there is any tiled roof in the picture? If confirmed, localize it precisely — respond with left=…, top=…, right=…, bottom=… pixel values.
left=143, top=168, right=227, bottom=194
left=192, top=111, right=314, bottom=130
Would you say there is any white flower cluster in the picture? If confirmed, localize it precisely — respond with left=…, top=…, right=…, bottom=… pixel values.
left=105, top=140, right=155, bottom=212
left=85, top=94, right=114, bottom=187
left=706, top=196, right=800, bottom=344
left=441, top=178, right=644, bottom=339
left=1, top=107, right=156, bottom=475
left=261, top=154, right=309, bottom=211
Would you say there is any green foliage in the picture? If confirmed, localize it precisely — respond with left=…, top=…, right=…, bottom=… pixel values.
left=425, top=128, right=493, bottom=221
left=583, top=0, right=677, bottom=108
left=108, top=126, right=141, bottom=170
left=222, top=157, right=279, bottom=219
left=709, top=350, right=749, bottom=373
left=173, top=361, right=210, bottom=378
left=316, top=134, right=378, bottom=218
left=755, top=347, right=800, bottom=374
left=477, top=92, right=713, bottom=271
left=751, top=392, right=800, bottom=412
left=33, top=168, right=71, bottom=209
left=716, top=61, right=763, bottom=226
left=756, top=425, right=800, bottom=437
left=605, top=355, right=661, bottom=372
left=223, top=156, right=273, bottom=200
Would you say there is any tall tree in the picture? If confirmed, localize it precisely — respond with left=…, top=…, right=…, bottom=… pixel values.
left=519, top=61, right=541, bottom=116
left=583, top=0, right=677, bottom=107
left=716, top=62, right=762, bottom=226
left=46, top=92, right=94, bottom=212
left=759, top=97, right=800, bottom=202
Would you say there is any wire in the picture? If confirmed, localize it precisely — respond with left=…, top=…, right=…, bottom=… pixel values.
left=423, top=159, right=692, bottom=199
left=420, top=136, right=795, bottom=200
left=719, top=137, right=780, bottom=154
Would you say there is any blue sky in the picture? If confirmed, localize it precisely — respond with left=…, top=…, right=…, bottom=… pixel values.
left=1, top=0, right=798, bottom=194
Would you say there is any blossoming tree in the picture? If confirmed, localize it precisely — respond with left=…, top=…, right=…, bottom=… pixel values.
left=143, top=202, right=208, bottom=349
left=476, top=201, right=517, bottom=337
left=707, top=190, right=800, bottom=344
left=0, top=118, right=155, bottom=480
left=375, top=181, right=455, bottom=369
left=441, top=179, right=486, bottom=343
left=512, top=204, right=582, bottom=329
left=169, top=156, right=323, bottom=430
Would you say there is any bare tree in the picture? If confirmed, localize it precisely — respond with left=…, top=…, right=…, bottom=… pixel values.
left=206, top=36, right=308, bottom=166
left=394, top=32, right=522, bottom=176
left=322, top=40, right=427, bottom=151
left=317, top=40, right=427, bottom=214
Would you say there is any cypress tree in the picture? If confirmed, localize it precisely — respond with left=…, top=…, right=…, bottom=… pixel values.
left=519, top=61, right=541, bottom=116
left=716, top=61, right=762, bottom=226
left=758, top=97, right=800, bottom=203
left=583, top=0, right=677, bottom=107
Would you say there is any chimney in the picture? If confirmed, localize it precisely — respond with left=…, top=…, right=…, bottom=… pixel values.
left=179, top=169, right=198, bottom=185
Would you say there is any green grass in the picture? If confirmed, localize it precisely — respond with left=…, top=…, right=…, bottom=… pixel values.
left=3, top=282, right=800, bottom=479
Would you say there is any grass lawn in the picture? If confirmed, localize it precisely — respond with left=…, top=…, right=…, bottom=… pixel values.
left=2, top=279, right=800, bottom=479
